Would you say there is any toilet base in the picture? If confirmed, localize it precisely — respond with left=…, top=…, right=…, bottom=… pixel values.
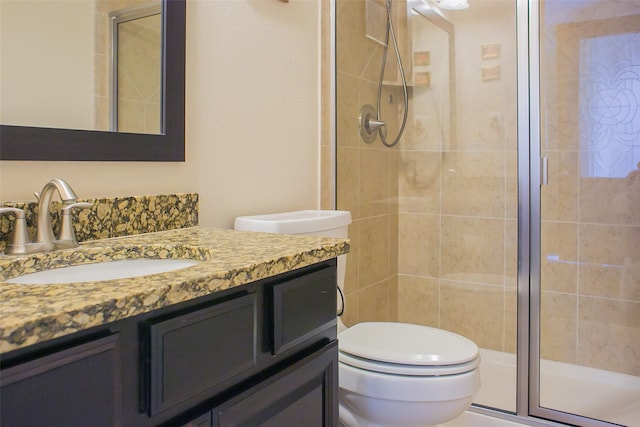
left=339, top=388, right=475, bottom=427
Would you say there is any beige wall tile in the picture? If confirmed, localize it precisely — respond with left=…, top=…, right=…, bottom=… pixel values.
left=442, top=151, right=505, bottom=217
left=398, top=213, right=440, bottom=277
left=541, top=221, right=578, bottom=294
left=398, top=151, right=441, bottom=214
left=336, top=72, right=360, bottom=148
left=453, top=83, right=513, bottom=151
left=542, top=78, right=580, bottom=151
left=441, top=280, right=504, bottom=350
left=388, top=151, right=400, bottom=205
left=579, top=223, right=640, bottom=301
left=441, top=216, right=505, bottom=285
left=579, top=223, right=640, bottom=268
left=94, top=96, right=110, bottom=131
left=388, top=274, right=398, bottom=322
left=389, top=212, right=399, bottom=278
left=397, top=275, right=439, bottom=327
left=541, top=150, right=579, bottom=222
left=580, top=177, right=640, bottom=226
left=359, top=280, right=392, bottom=322
left=117, top=99, right=145, bottom=133
left=144, top=102, right=161, bottom=134
left=336, top=0, right=376, bottom=78
left=358, top=215, right=390, bottom=287
left=359, top=148, right=391, bottom=217
left=540, top=291, right=577, bottom=363
left=578, top=297, right=640, bottom=376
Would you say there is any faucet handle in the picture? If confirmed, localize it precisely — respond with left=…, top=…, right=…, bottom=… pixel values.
left=62, top=202, right=92, bottom=211
left=0, top=207, right=31, bottom=255
left=57, top=202, right=92, bottom=248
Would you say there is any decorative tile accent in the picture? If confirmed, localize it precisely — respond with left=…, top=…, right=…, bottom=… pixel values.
left=0, top=193, right=198, bottom=253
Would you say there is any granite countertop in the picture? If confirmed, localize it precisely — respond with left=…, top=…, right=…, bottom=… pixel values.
left=0, top=226, right=350, bottom=354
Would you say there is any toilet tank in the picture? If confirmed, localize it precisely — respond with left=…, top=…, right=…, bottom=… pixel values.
left=234, top=210, right=351, bottom=331
left=234, top=210, right=351, bottom=239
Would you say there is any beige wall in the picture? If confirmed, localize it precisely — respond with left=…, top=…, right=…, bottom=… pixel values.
left=1, top=0, right=321, bottom=230
left=1, top=0, right=95, bottom=129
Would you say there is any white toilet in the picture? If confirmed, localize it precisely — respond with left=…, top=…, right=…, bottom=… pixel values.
left=234, top=210, right=481, bottom=427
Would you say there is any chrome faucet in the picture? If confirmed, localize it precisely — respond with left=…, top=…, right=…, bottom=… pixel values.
left=0, top=179, right=91, bottom=255
left=35, top=178, right=90, bottom=250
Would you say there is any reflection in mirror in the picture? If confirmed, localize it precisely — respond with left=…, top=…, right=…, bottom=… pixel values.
left=0, top=0, right=185, bottom=161
left=1, top=0, right=162, bottom=134
left=110, top=2, right=162, bottom=134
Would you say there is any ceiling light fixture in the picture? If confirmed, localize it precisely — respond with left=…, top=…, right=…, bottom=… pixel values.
left=437, top=0, right=470, bottom=10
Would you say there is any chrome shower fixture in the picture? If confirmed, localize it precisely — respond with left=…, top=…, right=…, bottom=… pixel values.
left=359, top=105, right=386, bottom=143
left=358, top=0, right=409, bottom=147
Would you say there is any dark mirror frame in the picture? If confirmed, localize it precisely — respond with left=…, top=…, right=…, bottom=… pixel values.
left=0, top=0, right=185, bottom=162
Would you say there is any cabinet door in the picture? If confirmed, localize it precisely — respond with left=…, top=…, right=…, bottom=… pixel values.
left=214, top=341, right=338, bottom=427
left=146, top=293, right=257, bottom=415
left=272, top=266, right=336, bottom=355
left=0, top=333, right=121, bottom=427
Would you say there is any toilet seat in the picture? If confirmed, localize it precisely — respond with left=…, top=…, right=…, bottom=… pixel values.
left=338, top=322, right=480, bottom=376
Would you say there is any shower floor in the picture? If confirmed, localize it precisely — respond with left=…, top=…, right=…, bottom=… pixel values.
left=438, top=411, right=527, bottom=427
left=474, top=349, right=640, bottom=427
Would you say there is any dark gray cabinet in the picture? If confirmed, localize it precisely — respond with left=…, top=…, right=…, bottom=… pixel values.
left=214, top=341, right=338, bottom=427
left=147, top=293, right=258, bottom=415
left=0, top=333, right=121, bottom=427
left=0, top=260, right=338, bottom=427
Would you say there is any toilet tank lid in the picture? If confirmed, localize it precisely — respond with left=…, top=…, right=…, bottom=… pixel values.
left=234, top=210, right=352, bottom=234
left=338, top=322, right=479, bottom=366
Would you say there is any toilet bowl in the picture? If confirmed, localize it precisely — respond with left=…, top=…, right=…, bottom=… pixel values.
left=234, top=210, right=481, bottom=426
left=338, top=322, right=480, bottom=427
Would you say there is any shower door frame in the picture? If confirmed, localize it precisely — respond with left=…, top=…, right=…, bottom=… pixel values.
left=483, top=1, right=633, bottom=426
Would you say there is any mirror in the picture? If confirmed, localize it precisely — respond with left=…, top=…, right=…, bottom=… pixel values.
left=0, top=0, right=185, bottom=161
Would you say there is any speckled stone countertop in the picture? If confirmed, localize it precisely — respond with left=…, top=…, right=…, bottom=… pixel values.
left=0, top=227, right=349, bottom=354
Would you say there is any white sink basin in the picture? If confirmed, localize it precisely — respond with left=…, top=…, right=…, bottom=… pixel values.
left=6, top=259, right=199, bottom=284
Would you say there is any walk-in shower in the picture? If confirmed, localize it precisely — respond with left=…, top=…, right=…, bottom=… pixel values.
left=334, top=0, right=640, bottom=426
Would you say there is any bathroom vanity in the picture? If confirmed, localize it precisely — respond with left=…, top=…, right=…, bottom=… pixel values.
left=0, top=227, right=349, bottom=426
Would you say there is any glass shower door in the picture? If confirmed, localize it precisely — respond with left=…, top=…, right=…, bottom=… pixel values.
left=535, top=0, right=640, bottom=425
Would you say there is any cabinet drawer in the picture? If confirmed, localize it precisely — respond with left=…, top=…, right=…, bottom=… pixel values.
left=147, top=293, right=257, bottom=415
left=1, top=333, right=120, bottom=427
left=272, top=266, right=336, bottom=354
left=214, top=341, right=338, bottom=427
